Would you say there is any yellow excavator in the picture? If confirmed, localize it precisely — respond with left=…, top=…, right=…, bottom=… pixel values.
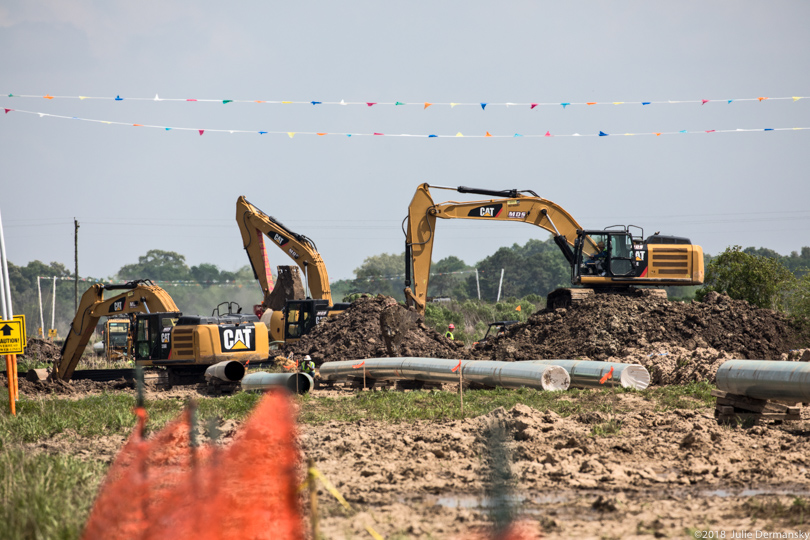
left=54, top=280, right=269, bottom=383
left=403, top=184, right=704, bottom=314
left=236, top=196, right=349, bottom=344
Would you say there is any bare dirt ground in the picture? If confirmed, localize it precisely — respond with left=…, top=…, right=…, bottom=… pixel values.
left=14, top=292, right=810, bottom=538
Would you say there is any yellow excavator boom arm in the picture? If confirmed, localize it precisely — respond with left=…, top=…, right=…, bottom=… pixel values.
left=404, top=183, right=583, bottom=313
left=236, top=196, right=332, bottom=306
left=55, top=281, right=180, bottom=380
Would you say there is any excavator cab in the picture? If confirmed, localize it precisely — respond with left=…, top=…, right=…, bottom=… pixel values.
left=573, top=228, right=641, bottom=281
left=133, top=312, right=181, bottom=361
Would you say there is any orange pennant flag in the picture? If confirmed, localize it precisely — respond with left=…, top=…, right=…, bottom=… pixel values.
left=485, top=132, right=492, bottom=137
left=424, top=102, right=432, bottom=109
left=599, top=366, right=614, bottom=384
left=758, top=97, right=768, bottom=102
left=586, top=102, right=597, bottom=105
left=317, top=133, right=327, bottom=136
left=44, top=94, right=54, bottom=99
left=352, top=360, right=366, bottom=369
left=515, top=305, right=521, bottom=311
left=451, top=360, right=462, bottom=373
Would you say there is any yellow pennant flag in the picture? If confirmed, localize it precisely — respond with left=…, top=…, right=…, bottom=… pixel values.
left=456, top=132, right=463, bottom=137
left=794, top=97, right=803, bottom=102
left=79, top=96, right=88, bottom=100
left=450, top=103, right=458, bottom=108
left=282, top=101, right=292, bottom=104
left=287, top=132, right=295, bottom=138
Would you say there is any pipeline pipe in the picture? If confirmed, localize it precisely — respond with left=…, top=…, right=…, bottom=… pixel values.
left=519, top=360, right=650, bottom=390
left=319, top=358, right=570, bottom=391
left=204, top=360, right=246, bottom=383
left=716, top=360, right=810, bottom=402
left=241, top=371, right=314, bottom=394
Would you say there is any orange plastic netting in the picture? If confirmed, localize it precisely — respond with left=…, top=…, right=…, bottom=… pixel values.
left=82, top=391, right=303, bottom=540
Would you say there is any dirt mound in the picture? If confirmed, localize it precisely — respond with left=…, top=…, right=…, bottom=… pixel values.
left=469, top=290, right=802, bottom=371
left=282, top=295, right=463, bottom=364
left=19, top=337, right=61, bottom=363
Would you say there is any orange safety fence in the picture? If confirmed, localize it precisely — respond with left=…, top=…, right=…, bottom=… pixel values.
left=82, top=390, right=303, bottom=540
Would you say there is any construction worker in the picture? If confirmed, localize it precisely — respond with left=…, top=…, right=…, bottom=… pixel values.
left=301, top=355, right=315, bottom=375
left=445, top=324, right=455, bottom=340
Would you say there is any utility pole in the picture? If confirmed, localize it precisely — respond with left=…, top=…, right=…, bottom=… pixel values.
left=74, top=218, right=79, bottom=312
left=496, top=268, right=504, bottom=302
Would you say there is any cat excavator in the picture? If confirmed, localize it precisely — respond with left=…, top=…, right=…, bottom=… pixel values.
left=403, top=184, right=704, bottom=314
left=54, top=280, right=269, bottom=383
left=236, top=196, right=349, bottom=344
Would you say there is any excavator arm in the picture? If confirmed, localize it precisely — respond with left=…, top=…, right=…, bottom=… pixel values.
left=236, top=196, right=332, bottom=307
left=404, top=183, right=584, bottom=314
left=55, top=281, right=180, bottom=380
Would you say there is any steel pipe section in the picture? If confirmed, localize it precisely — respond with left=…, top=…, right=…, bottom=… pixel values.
left=716, top=360, right=810, bottom=402
left=241, top=372, right=314, bottom=394
left=204, top=361, right=246, bottom=383
left=319, top=358, right=570, bottom=391
left=520, top=360, right=650, bottom=390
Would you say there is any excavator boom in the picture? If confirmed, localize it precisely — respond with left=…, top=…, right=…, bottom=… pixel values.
left=404, top=183, right=703, bottom=314
left=236, top=196, right=332, bottom=306
left=56, top=280, right=180, bottom=380
left=404, top=183, right=583, bottom=313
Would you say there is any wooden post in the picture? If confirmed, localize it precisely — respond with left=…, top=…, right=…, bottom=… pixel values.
left=5, top=355, right=15, bottom=415
left=459, top=364, right=463, bottom=415
left=307, top=458, right=320, bottom=538
left=74, top=218, right=79, bottom=312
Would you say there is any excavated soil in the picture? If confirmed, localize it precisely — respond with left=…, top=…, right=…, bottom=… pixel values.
left=283, top=291, right=806, bottom=386
left=9, top=291, right=810, bottom=537
left=282, top=295, right=464, bottom=364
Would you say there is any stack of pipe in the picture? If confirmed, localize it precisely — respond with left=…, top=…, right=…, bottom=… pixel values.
left=319, top=358, right=570, bottom=391
left=716, top=359, right=810, bottom=401
left=519, top=360, right=650, bottom=390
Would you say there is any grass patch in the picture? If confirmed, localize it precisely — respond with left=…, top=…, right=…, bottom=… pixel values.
left=744, top=496, right=809, bottom=526
left=0, top=449, right=106, bottom=540
left=643, top=381, right=715, bottom=411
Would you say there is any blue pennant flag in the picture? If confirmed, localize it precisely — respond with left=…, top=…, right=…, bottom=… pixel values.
left=311, top=101, right=322, bottom=105
left=115, top=95, right=123, bottom=101
left=481, top=103, right=487, bottom=110
left=599, top=131, right=608, bottom=136
left=642, top=102, right=651, bottom=105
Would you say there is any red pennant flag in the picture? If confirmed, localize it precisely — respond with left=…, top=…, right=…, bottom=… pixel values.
left=701, top=99, right=709, bottom=105
left=599, top=366, right=614, bottom=385
left=544, top=131, right=551, bottom=137
left=366, top=102, right=376, bottom=107
left=352, top=360, right=366, bottom=369
left=199, top=130, right=204, bottom=136
left=530, top=103, right=538, bottom=109
left=4, top=109, right=12, bottom=114
left=451, top=360, right=462, bottom=373
left=373, top=132, right=384, bottom=136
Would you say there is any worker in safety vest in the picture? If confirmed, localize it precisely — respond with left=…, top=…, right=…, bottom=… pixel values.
left=445, top=324, right=455, bottom=340
left=301, top=355, right=316, bottom=375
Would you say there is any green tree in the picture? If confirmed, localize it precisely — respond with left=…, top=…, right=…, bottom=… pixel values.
left=466, top=236, right=569, bottom=301
left=428, top=256, right=472, bottom=300
left=116, top=250, right=190, bottom=281
left=696, top=246, right=797, bottom=310
left=348, top=252, right=405, bottom=300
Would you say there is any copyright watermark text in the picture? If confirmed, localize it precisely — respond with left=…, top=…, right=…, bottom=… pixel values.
left=694, top=531, right=809, bottom=539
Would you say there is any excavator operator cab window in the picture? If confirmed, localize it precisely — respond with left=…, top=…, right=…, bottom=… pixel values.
left=580, top=234, right=609, bottom=276
left=608, top=233, right=635, bottom=276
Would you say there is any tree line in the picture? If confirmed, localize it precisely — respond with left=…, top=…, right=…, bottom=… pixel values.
left=7, top=239, right=810, bottom=340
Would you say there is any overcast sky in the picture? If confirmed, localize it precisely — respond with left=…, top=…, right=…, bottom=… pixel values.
left=2, top=1, right=809, bottom=287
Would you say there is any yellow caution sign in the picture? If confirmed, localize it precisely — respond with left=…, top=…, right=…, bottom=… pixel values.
left=48, top=329, right=57, bottom=338
left=0, top=320, right=25, bottom=354
left=14, top=315, right=26, bottom=344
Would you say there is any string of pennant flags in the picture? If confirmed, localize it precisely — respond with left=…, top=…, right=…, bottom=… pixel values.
left=3, top=107, right=808, bottom=138
left=3, top=92, right=807, bottom=108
